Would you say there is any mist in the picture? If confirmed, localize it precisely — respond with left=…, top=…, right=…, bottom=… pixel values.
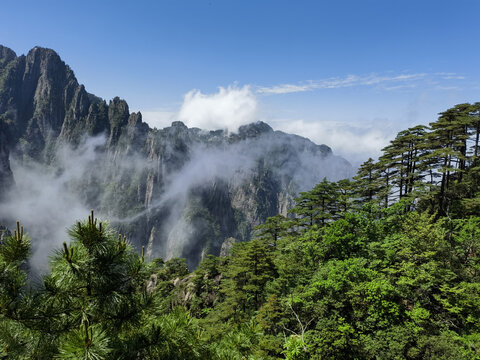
left=0, top=136, right=105, bottom=272
left=117, top=129, right=352, bottom=261
left=0, top=120, right=353, bottom=271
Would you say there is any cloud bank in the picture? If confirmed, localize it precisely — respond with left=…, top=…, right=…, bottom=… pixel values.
left=271, top=119, right=397, bottom=167
left=177, top=85, right=257, bottom=132
left=141, top=71, right=467, bottom=167
left=142, top=83, right=396, bottom=166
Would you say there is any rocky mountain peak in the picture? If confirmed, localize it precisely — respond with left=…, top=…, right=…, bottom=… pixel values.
left=26, top=46, right=62, bottom=64
left=171, top=121, right=187, bottom=128
left=0, top=46, right=16, bottom=69
left=107, top=97, right=130, bottom=147
left=128, top=112, right=143, bottom=127
left=108, top=97, right=129, bottom=127
left=24, top=46, right=74, bottom=87
left=237, top=121, right=273, bottom=138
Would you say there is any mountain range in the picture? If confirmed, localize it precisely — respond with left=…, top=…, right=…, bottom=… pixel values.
left=0, top=45, right=352, bottom=268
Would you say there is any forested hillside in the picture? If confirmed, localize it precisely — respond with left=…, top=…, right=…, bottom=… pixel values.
left=2, top=102, right=480, bottom=359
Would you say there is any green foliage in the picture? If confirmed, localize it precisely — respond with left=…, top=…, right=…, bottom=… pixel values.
left=0, top=213, right=211, bottom=359
left=214, top=239, right=277, bottom=323
left=5, top=102, right=480, bottom=358
left=283, top=335, right=308, bottom=360
left=56, top=324, right=111, bottom=360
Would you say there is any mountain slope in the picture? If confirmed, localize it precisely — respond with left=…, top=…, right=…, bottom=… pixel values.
left=0, top=46, right=352, bottom=268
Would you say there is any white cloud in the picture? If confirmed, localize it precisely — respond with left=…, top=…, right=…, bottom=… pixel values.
left=382, top=84, right=417, bottom=91
left=140, top=73, right=455, bottom=165
left=177, top=85, right=258, bottom=132
left=139, top=83, right=398, bottom=165
left=256, top=82, right=317, bottom=95
left=434, top=85, right=460, bottom=91
left=256, top=72, right=457, bottom=94
left=140, top=71, right=467, bottom=136
left=270, top=118, right=397, bottom=166
left=435, top=72, right=465, bottom=80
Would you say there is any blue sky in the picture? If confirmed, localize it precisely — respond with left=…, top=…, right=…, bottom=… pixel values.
left=2, top=0, right=479, bottom=164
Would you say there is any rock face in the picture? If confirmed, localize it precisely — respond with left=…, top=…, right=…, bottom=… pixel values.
left=0, top=121, right=13, bottom=198
left=0, top=45, right=353, bottom=268
left=0, top=46, right=112, bottom=167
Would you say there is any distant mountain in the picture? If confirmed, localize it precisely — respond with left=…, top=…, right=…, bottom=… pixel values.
left=0, top=45, right=352, bottom=268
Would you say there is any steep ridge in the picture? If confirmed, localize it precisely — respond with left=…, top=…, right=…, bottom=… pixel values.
left=0, top=46, right=352, bottom=268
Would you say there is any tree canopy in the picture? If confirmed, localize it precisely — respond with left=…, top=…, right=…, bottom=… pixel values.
left=3, top=103, right=480, bottom=359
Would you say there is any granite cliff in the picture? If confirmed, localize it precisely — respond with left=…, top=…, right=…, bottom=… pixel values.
left=0, top=46, right=352, bottom=268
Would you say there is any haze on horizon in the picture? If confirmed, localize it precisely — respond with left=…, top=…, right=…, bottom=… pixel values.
left=2, top=0, right=479, bottom=166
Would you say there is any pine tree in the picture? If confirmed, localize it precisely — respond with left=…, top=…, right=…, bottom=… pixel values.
left=310, top=179, right=339, bottom=225
left=423, top=104, right=471, bottom=214
left=289, top=178, right=339, bottom=228
left=335, top=178, right=355, bottom=217
left=217, top=239, right=277, bottom=321
left=466, top=102, right=480, bottom=164
left=354, top=158, right=380, bottom=205
left=377, top=125, right=430, bottom=210
left=289, top=190, right=318, bottom=228
left=0, top=222, right=40, bottom=359
left=253, top=214, right=289, bottom=247
left=40, top=210, right=153, bottom=358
